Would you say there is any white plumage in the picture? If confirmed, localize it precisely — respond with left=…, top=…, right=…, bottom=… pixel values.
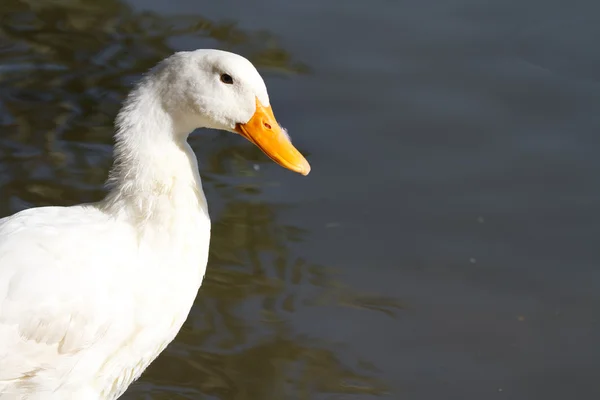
left=0, top=49, right=309, bottom=399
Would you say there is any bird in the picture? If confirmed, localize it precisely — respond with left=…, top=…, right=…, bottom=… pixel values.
left=0, top=49, right=310, bottom=399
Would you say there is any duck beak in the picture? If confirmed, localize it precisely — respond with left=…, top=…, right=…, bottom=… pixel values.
left=235, top=98, right=311, bottom=176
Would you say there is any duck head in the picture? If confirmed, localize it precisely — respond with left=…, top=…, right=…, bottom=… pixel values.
left=150, top=49, right=310, bottom=176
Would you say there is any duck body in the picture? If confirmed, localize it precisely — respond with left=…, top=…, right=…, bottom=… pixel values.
left=0, top=49, right=309, bottom=399
left=0, top=206, right=208, bottom=399
left=0, top=143, right=210, bottom=399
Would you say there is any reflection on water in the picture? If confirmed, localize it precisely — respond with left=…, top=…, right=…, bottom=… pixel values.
left=0, top=0, right=401, bottom=398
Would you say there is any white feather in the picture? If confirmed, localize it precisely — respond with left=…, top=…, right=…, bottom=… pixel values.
left=0, top=49, right=272, bottom=399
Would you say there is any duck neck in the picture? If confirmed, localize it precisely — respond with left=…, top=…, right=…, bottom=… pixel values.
left=101, top=81, right=208, bottom=226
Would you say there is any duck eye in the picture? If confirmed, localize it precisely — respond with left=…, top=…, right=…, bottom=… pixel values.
left=220, top=73, right=233, bottom=84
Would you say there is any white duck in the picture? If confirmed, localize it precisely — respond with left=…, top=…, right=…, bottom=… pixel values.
left=0, top=49, right=310, bottom=399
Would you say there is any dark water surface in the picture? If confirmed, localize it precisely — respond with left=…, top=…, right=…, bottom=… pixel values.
left=1, top=0, right=599, bottom=399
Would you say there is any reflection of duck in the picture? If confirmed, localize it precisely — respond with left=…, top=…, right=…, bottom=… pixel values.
left=0, top=49, right=310, bottom=399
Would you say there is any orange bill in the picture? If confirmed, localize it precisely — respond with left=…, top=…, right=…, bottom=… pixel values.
left=235, top=98, right=311, bottom=176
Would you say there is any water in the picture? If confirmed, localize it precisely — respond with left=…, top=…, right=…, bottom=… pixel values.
left=1, top=0, right=599, bottom=399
